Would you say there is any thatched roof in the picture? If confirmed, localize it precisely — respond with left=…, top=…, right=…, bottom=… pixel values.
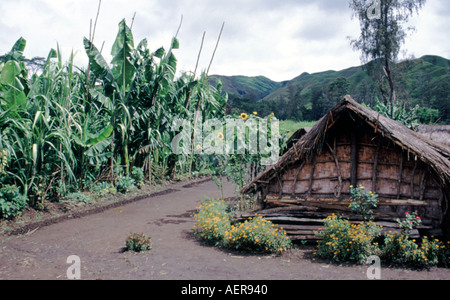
left=242, top=95, right=450, bottom=194
left=417, top=125, right=450, bottom=148
left=284, top=127, right=311, bottom=153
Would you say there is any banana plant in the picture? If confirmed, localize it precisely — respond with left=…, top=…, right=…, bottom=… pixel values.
left=0, top=38, right=29, bottom=110
left=84, top=19, right=182, bottom=175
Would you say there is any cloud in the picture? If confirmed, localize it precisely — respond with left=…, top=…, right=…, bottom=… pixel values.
left=0, top=0, right=448, bottom=82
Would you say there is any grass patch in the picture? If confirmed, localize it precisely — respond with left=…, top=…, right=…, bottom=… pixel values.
left=279, top=120, right=316, bottom=137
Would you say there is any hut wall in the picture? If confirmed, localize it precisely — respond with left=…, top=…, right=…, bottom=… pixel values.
left=266, top=122, right=445, bottom=230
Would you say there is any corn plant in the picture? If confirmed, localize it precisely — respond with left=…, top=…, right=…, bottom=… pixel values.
left=0, top=17, right=228, bottom=210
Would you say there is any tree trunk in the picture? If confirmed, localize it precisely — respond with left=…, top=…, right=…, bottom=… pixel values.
left=384, top=59, right=397, bottom=117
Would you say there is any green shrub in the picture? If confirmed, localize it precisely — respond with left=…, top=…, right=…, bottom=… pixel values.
left=131, top=167, right=145, bottom=185
left=224, top=215, right=292, bottom=254
left=396, top=211, right=422, bottom=235
left=193, top=198, right=292, bottom=254
left=315, top=214, right=382, bottom=264
left=0, top=185, right=28, bottom=220
left=125, top=232, right=152, bottom=252
left=349, top=185, right=378, bottom=221
left=193, top=198, right=232, bottom=246
left=91, top=181, right=116, bottom=197
left=314, top=213, right=450, bottom=269
left=116, top=175, right=136, bottom=194
left=64, top=192, right=91, bottom=204
left=381, top=232, right=450, bottom=269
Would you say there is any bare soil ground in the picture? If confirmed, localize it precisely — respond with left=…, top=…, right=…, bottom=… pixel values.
left=0, top=177, right=449, bottom=281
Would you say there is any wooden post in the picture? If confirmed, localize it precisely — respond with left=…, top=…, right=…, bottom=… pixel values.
left=397, top=154, right=404, bottom=199
left=308, top=156, right=316, bottom=196
left=277, top=173, right=283, bottom=198
left=372, top=137, right=381, bottom=193
left=327, top=139, right=343, bottom=198
left=419, top=172, right=427, bottom=202
left=350, top=131, right=358, bottom=187
left=291, top=162, right=305, bottom=197
left=410, top=160, right=417, bottom=199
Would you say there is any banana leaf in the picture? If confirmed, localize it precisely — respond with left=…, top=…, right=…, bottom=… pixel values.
left=0, top=61, right=27, bottom=108
left=83, top=37, right=115, bottom=88
left=5, top=37, right=26, bottom=61
left=86, top=125, right=113, bottom=146
left=111, top=19, right=136, bottom=91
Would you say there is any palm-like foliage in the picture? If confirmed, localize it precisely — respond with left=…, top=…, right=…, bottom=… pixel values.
left=0, top=18, right=228, bottom=207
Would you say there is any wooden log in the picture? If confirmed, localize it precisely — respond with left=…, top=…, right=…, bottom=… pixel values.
left=273, top=224, right=322, bottom=231
left=350, top=131, right=358, bottom=187
left=372, top=138, right=381, bottom=193
left=308, top=156, right=316, bottom=196
left=326, top=140, right=343, bottom=198
left=289, top=235, right=322, bottom=241
left=410, top=160, right=417, bottom=199
left=419, top=172, right=427, bottom=202
left=291, top=162, right=305, bottom=197
left=263, top=216, right=325, bottom=224
left=397, top=154, right=404, bottom=199
left=267, top=194, right=430, bottom=205
left=381, top=199, right=428, bottom=206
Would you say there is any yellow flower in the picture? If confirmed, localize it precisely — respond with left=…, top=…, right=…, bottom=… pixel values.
left=217, top=132, right=224, bottom=140
left=196, top=144, right=201, bottom=150
left=240, top=113, right=248, bottom=120
left=253, top=111, right=258, bottom=115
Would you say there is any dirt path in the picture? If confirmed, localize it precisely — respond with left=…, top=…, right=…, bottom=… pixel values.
left=0, top=178, right=449, bottom=281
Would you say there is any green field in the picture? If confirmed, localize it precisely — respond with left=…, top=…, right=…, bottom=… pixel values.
left=279, top=120, right=316, bottom=138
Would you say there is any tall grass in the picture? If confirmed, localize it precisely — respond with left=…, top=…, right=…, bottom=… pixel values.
left=0, top=18, right=227, bottom=208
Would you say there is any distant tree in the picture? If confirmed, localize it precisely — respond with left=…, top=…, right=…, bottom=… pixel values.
left=349, top=0, right=426, bottom=117
left=327, top=77, right=350, bottom=102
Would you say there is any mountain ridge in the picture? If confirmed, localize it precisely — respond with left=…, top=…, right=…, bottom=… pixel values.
left=211, top=55, right=449, bottom=123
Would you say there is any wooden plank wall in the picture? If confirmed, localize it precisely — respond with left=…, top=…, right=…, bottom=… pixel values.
left=263, top=127, right=445, bottom=239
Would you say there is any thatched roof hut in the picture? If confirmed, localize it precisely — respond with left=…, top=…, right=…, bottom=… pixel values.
left=241, top=95, right=450, bottom=240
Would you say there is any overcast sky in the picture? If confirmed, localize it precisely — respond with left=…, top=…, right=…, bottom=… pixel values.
left=0, top=0, right=448, bottom=82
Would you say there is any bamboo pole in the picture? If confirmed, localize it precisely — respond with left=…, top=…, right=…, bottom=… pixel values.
left=372, top=137, right=381, bottom=193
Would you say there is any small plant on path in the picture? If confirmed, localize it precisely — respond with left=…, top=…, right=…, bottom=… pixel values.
left=125, top=232, right=152, bottom=252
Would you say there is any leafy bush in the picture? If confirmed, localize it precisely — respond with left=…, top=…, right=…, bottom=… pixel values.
left=64, top=192, right=91, bottom=204
left=116, top=176, right=136, bottom=194
left=90, top=181, right=117, bottom=197
left=396, top=211, right=422, bottom=235
left=348, top=185, right=378, bottom=221
left=224, top=215, right=292, bottom=254
left=0, top=185, right=28, bottom=220
left=315, top=213, right=450, bottom=269
left=315, top=214, right=382, bottom=264
left=381, top=232, right=450, bottom=269
left=131, top=167, right=145, bottom=185
left=193, top=198, right=232, bottom=246
left=193, top=198, right=292, bottom=254
left=125, top=232, right=152, bottom=252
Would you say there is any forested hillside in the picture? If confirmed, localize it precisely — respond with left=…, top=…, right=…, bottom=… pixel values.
left=219, top=55, right=449, bottom=124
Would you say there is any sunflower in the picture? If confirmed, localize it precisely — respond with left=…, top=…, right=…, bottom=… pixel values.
left=196, top=144, right=201, bottom=150
left=217, top=132, right=224, bottom=140
left=240, top=113, right=248, bottom=120
left=253, top=111, right=258, bottom=115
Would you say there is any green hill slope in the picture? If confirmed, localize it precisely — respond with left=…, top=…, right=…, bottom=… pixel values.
left=216, top=55, right=449, bottom=124
left=208, top=75, right=288, bottom=102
